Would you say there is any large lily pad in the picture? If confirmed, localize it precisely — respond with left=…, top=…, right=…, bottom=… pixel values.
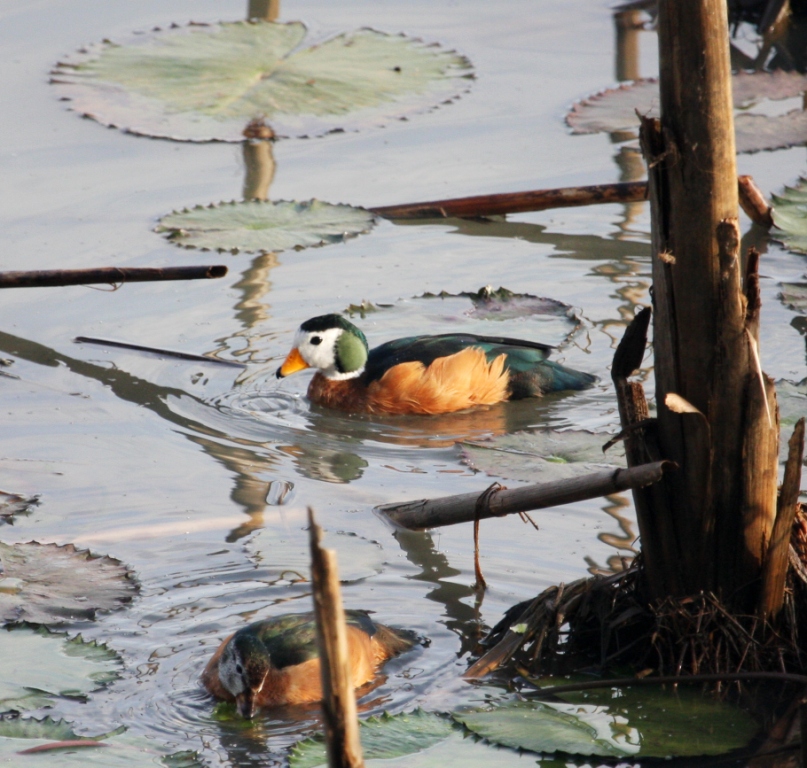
left=566, top=72, right=807, bottom=153
left=461, top=430, right=626, bottom=484
left=772, top=179, right=807, bottom=253
left=0, top=542, right=138, bottom=626
left=0, top=626, right=119, bottom=713
left=289, top=710, right=454, bottom=768
left=51, top=22, right=473, bottom=142
left=247, top=523, right=385, bottom=583
left=453, top=687, right=757, bottom=758
left=156, top=199, right=375, bottom=254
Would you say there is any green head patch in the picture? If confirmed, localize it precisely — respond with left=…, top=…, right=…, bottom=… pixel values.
left=336, top=327, right=369, bottom=373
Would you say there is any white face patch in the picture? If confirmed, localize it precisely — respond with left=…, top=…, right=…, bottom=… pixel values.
left=218, top=645, right=246, bottom=696
left=294, top=326, right=363, bottom=380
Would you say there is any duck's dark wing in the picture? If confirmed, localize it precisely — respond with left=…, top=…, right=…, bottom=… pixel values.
left=364, top=334, right=596, bottom=396
left=250, top=611, right=379, bottom=670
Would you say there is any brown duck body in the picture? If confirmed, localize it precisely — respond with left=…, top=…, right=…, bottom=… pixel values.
left=201, top=612, right=415, bottom=714
left=307, top=346, right=510, bottom=415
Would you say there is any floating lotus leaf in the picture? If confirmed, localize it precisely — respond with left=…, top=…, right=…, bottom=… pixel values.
left=0, top=541, right=138, bottom=626
left=0, top=626, right=120, bottom=713
left=51, top=22, right=473, bottom=141
left=289, top=710, right=455, bottom=768
left=771, top=178, right=807, bottom=253
left=0, top=491, right=39, bottom=525
left=248, top=524, right=384, bottom=583
left=462, top=430, right=625, bottom=484
left=566, top=72, right=807, bottom=153
left=155, top=199, right=375, bottom=254
left=453, top=688, right=757, bottom=758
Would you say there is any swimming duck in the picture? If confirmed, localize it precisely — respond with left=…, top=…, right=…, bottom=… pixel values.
left=276, top=314, right=596, bottom=415
left=201, top=611, right=416, bottom=718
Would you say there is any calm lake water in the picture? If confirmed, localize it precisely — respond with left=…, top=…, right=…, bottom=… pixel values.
left=1, top=0, right=806, bottom=765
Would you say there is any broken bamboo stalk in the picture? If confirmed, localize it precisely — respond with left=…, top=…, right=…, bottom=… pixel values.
left=0, top=265, right=227, bottom=289
left=760, top=418, right=805, bottom=619
left=308, top=508, right=365, bottom=768
left=376, top=461, right=671, bottom=531
left=369, top=176, right=772, bottom=227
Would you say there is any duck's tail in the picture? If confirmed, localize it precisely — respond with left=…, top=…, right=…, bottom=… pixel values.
left=509, top=360, right=598, bottom=398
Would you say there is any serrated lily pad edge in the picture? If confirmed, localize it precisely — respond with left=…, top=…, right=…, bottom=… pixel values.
left=155, top=198, right=377, bottom=255
left=50, top=21, right=476, bottom=143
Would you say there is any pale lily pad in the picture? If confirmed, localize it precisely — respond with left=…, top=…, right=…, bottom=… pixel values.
left=0, top=626, right=120, bottom=713
left=772, top=179, right=807, bottom=253
left=247, top=524, right=385, bottom=583
left=461, top=430, right=626, bottom=484
left=0, top=541, right=138, bottom=626
left=453, top=687, right=757, bottom=758
left=0, top=718, right=203, bottom=767
left=566, top=73, right=807, bottom=153
left=155, top=199, right=375, bottom=254
left=51, top=22, right=473, bottom=142
left=0, top=491, right=39, bottom=525
left=289, top=710, right=454, bottom=768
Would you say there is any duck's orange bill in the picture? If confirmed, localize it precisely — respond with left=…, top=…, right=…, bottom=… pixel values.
left=277, top=347, right=310, bottom=377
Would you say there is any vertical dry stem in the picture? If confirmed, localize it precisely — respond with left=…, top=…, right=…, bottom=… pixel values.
left=308, top=508, right=364, bottom=768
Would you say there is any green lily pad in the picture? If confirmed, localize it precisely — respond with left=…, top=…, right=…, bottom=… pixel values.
left=51, top=21, right=473, bottom=142
left=0, top=626, right=120, bottom=713
left=771, top=179, right=807, bottom=253
left=461, top=430, right=626, bottom=484
left=247, top=521, right=385, bottom=583
left=453, top=687, right=757, bottom=758
left=0, top=718, right=203, bottom=767
left=566, top=72, right=807, bottom=153
left=0, top=541, right=138, bottom=626
left=289, top=710, right=455, bottom=768
left=155, top=199, right=375, bottom=254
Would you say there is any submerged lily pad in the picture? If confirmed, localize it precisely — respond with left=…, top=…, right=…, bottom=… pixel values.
left=566, top=72, right=807, bottom=153
left=781, top=282, right=807, bottom=311
left=156, top=199, right=375, bottom=254
left=0, top=491, right=39, bottom=525
left=247, top=523, right=385, bottom=583
left=0, top=626, right=120, bottom=713
left=51, top=21, right=473, bottom=141
left=453, top=687, right=757, bottom=758
left=344, top=287, right=583, bottom=350
left=289, top=710, right=455, bottom=768
left=461, top=430, right=625, bottom=484
left=0, top=541, right=138, bottom=626
left=771, top=179, right=807, bottom=253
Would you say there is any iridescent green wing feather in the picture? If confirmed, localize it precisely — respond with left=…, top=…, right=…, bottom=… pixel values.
left=364, top=334, right=596, bottom=396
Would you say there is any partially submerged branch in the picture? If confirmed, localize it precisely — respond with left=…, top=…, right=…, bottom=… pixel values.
left=369, top=176, right=772, bottom=227
left=376, top=461, right=671, bottom=531
left=0, top=265, right=227, bottom=289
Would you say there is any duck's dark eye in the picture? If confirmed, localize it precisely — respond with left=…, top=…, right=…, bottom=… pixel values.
left=310, top=336, right=322, bottom=346
left=235, top=664, right=243, bottom=675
